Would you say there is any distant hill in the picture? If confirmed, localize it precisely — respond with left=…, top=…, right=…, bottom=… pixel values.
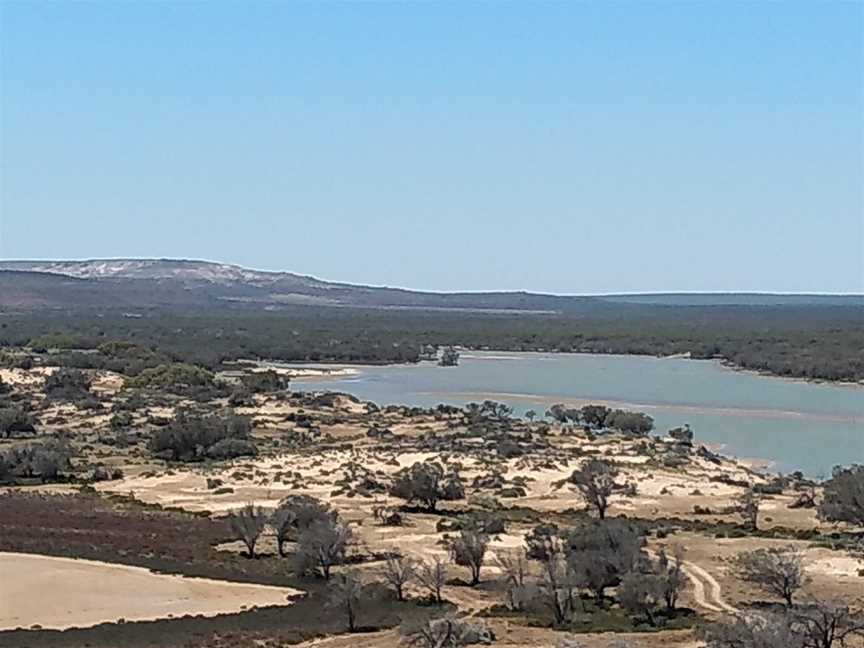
left=598, top=293, right=864, bottom=307
left=0, top=259, right=861, bottom=312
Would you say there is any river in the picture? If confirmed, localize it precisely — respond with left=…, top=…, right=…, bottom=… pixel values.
left=289, top=351, right=864, bottom=477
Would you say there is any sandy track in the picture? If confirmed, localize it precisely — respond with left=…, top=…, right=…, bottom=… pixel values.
left=0, top=552, right=303, bottom=631
left=681, top=560, right=737, bottom=614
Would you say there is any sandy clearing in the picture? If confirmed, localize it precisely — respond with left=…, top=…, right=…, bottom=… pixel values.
left=0, top=553, right=303, bottom=631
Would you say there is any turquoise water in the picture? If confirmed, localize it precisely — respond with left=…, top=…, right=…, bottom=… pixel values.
left=290, top=352, right=864, bottom=477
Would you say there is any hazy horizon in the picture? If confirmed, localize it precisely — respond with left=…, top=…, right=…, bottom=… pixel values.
left=1, top=2, right=862, bottom=294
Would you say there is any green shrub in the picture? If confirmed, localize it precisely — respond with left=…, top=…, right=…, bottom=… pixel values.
left=125, top=363, right=229, bottom=400
left=148, top=411, right=254, bottom=462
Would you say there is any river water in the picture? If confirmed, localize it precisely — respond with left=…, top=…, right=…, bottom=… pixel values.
left=289, top=351, right=864, bottom=477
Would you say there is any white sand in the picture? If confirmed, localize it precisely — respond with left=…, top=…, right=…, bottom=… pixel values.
left=0, top=552, right=302, bottom=631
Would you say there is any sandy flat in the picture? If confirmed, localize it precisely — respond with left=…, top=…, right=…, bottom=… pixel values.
left=0, top=553, right=303, bottom=631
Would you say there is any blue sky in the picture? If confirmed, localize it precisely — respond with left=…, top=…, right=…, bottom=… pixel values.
left=1, top=1, right=861, bottom=293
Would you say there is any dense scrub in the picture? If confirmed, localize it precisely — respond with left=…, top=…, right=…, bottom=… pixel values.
left=148, top=411, right=256, bottom=461
left=1, top=303, right=861, bottom=381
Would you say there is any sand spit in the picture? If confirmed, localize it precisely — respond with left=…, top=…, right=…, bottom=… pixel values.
left=0, top=553, right=303, bottom=631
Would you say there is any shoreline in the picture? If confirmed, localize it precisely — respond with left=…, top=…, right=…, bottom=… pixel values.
left=282, top=348, right=864, bottom=390
left=220, top=345, right=863, bottom=388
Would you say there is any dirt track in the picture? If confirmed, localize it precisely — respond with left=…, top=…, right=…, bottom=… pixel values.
left=680, top=560, right=737, bottom=615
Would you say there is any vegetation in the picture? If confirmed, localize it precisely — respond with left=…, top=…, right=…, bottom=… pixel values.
left=2, top=303, right=861, bottom=381
left=546, top=404, right=653, bottom=434
left=327, top=571, right=363, bottom=632
left=148, top=411, right=255, bottom=461
left=228, top=503, right=267, bottom=558
left=125, top=363, right=230, bottom=399
left=400, top=616, right=494, bottom=647
left=0, top=440, right=72, bottom=484
left=565, top=519, right=645, bottom=605
left=735, top=487, right=761, bottom=531
left=701, top=602, right=864, bottom=648
left=562, top=459, right=632, bottom=519
left=818, top=464, right=864, bottom=526
left=294, top=515, right=352, bottom=580
left=439, top=346, right=460, bottom=367
left=44, top=368, right=98, bottom=407
left=732, top=546, right=809, bottom=606
left=390, top=461, right=465, bottom=512
left=447, top=524, right=490, bottom=585
left=381, top=554, right=416, bottom=601
left=0, top=404, right=36, bottom=438
left=270, top=494, right=334, bottom=557
left=416, top=556, right=448, bottom=605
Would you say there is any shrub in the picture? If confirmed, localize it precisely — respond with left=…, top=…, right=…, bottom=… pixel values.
left=205, top=437, right=257, bottom=460
left=0, top=405, right=36, bottom=438
left=148, top=411, right=254, bottom=462
left=390, top=461, right=464, bottom=512
left=125, top=363, right=229, bottom=399
left=109, top=412, right=133, bottom=430
left=271, top=494, right=334, bottom=557
left=44, top=369, right=92, bottom=403
left=0, top=440, right=72, bottom=484
left=242, top=370, right=289, bottom=393
left=819, top=464, right=864, bottom=526
left=565, top=519, right=645, bottom=604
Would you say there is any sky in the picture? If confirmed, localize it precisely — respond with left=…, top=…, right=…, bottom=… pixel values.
left=1, top=2, right=862, bottom=294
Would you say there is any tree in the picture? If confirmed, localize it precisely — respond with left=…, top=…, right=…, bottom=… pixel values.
left=790, top=600, right=864, bottom=648
left=605, top=409, right=654, bottom=435
left=328, top=570, right=363, bottom=632
left=565, top=519, right=645, bottom=605
left=546, top=404, right=580, bottom=424
left=668, top=424, right=694, bottom=444
left=579, top=405, right=611, bottom=429
left=656, top=545, right=686, bottom=612
left=44, top=368, right=92, bottom=402
left=416, top=556, right=448, bottom=605
left=381, top=554, right=416, bottom=601
left=271, top=494, right=333, bottom=557
left=702, top=603, right=864, bottom=648
left=523, top=523, right=573, bottom=624
left=479, top=400, right=512, bottom=420
left=448, top=526, right=489, bottom=585
left=400, top=616, right=494, bottom=647
left=149, top=411, right=255, bottom=462
left=819, top=464, right=864, bottom=526
left=700, top=612, right=803, bottom=648
left=390, top=461, right=464, bottom=512
left=242, top=369, right=289, bottom=393
left=439, top=347, right=460, bottom=367
left=537, top=551, right=572, bottom=625
left=733, top=546, right=809, bottom=606
left=495, top=548, right=530, bottom=610
left=0, top=405, right=36, bottom=438
left=295, top=517, right=351, bottom=580
left=736, top=487, right=761, bottom=531
left=565, top=459, right=624, bottom=519
left=525, top=523, right=563, bottom=561
left=228, top=503, right=267, bottom=558
left=619, top=570, right=664, bottom=626
left=525, top=410, right=537, bottom=422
